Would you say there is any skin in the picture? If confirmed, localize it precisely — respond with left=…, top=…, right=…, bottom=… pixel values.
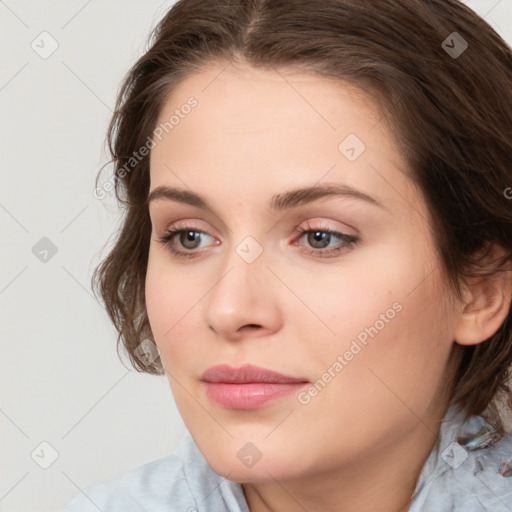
left=145, top=60, right=512, bottom=512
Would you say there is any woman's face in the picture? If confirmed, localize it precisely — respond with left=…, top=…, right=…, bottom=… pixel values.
left=145, top=61, right=458, bottom=483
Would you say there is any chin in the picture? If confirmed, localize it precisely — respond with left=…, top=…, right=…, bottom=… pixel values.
left=204, top=445, right=307, bottom=483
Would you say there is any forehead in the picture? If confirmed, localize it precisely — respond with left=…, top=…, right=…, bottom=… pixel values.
left=148, top=61, right=416, bottom=217
left=152, top=61, right=389, bottom=153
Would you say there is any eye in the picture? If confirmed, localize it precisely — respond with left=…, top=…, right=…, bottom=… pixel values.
left=294, top=221, right=358, bottom=258
left=156, top=225, right=218, bottom=258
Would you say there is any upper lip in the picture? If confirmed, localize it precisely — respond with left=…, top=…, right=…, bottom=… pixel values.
left=201, top=364, right=309, bottom=384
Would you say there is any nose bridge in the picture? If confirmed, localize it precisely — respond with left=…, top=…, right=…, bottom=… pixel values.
left=203, top=233, right=281, bottom=338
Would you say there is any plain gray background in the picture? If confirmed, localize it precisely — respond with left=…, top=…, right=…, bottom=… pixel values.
left=1, top=1, right=511, bottom=511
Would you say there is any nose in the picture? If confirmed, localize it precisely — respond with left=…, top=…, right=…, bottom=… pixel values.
left=203, top=244, right=283, bottom=341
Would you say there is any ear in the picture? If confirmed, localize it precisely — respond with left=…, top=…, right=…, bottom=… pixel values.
left=454, top=246, right=512, bottom=346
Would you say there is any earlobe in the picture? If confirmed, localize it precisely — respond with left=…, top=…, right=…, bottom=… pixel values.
left=454, top=268, right=512, bottom=346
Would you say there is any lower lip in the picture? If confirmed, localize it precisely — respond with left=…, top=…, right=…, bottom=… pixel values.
left=203, top=382, right=308, bottom=409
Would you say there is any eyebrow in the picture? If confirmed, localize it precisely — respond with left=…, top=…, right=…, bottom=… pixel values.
left=147, top=183, right=387, bottom=212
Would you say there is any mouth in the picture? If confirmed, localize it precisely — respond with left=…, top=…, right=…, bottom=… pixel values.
left=200, top=364, right=309, bottom=410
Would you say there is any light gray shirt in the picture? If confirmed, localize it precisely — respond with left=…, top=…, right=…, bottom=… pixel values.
left=61, top=403, right=512, bottom=511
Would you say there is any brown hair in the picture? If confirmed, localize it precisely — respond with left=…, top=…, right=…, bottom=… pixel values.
left=92, top=0, right=512, bottom=434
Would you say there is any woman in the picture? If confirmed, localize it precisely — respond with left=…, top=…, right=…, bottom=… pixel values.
left=63, top=0, right=512, bottom=510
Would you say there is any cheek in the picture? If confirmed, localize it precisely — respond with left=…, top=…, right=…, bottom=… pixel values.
left=145, top=256, right=171, bottom=334
left=324, top=283, right=452, bottom=427
left=302, top=239, right=453, bottom=397
left=144, top=254, right=199, bottom=362
left=289, top=244, right=428, bottom=354
left=293, top=280, right=453, bottom=460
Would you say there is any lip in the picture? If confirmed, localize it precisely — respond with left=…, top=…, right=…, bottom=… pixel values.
left=201, top=364, right=309, bottom=409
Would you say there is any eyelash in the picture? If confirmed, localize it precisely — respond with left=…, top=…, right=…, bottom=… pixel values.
left=156, top=221, right=359, bottom=259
